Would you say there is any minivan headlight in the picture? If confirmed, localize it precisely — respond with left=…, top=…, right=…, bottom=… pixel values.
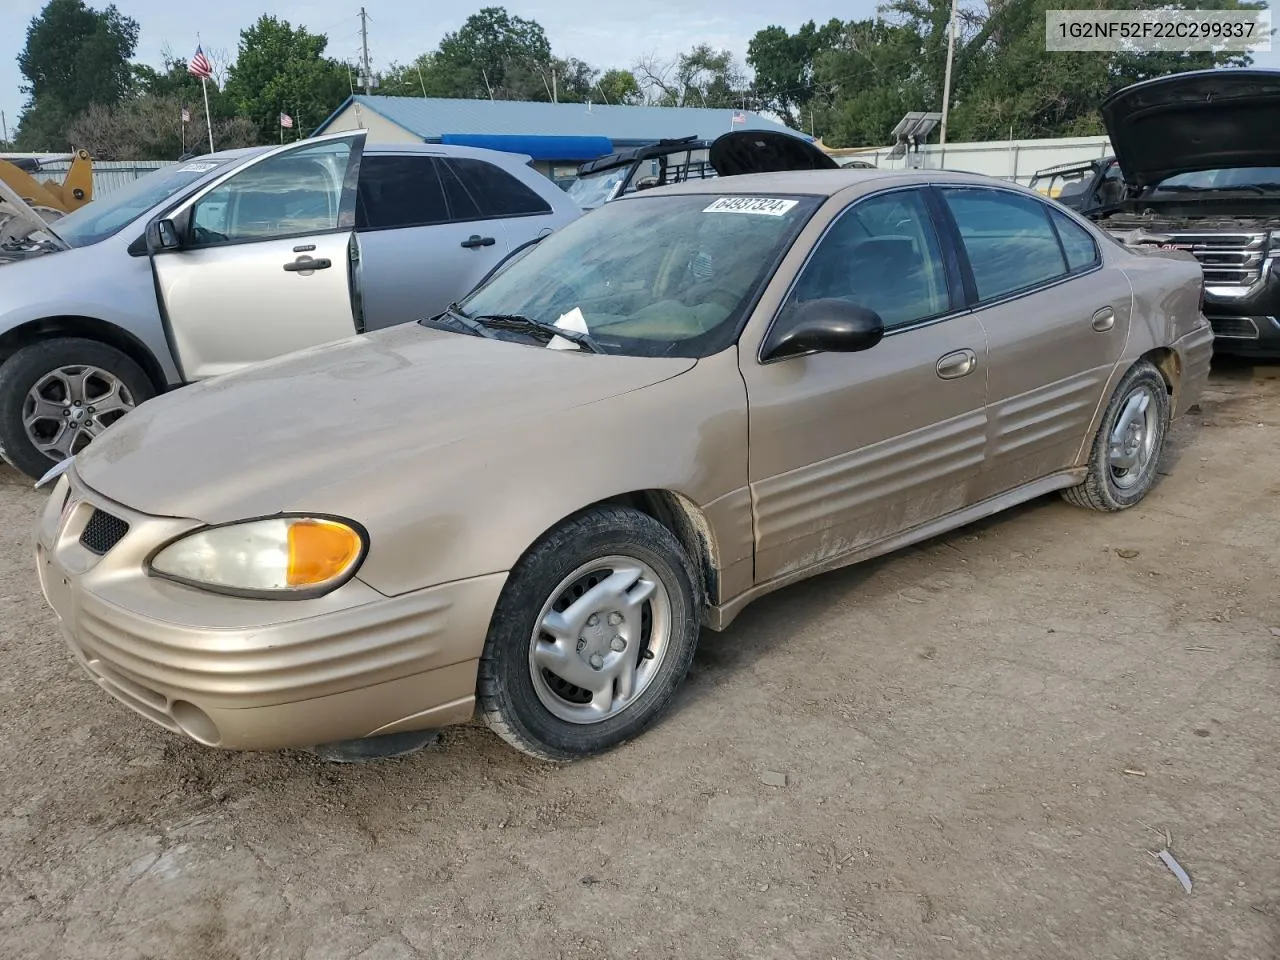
left=149, top=516, right=366, bottom=597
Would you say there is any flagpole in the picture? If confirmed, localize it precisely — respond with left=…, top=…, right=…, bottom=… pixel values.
left=201, top=77, right=215, bottom=153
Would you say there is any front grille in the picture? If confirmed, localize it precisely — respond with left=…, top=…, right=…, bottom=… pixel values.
left=79, top=508, right=129, bottom=555
left=1168, top=233, right=1267, bottom=287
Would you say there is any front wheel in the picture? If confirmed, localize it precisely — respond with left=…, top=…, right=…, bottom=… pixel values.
left=0, top=338, right=154, bottom=480
left=478, top=505, right=702, bottom=761
left=1061, top=360, right=1170, bottom=512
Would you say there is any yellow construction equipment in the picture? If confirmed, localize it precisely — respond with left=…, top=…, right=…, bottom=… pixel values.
left=0, top=149, right=94, bottom=234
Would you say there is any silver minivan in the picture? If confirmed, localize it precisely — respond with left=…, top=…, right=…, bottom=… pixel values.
left=0, top=130, right=581, bottom=479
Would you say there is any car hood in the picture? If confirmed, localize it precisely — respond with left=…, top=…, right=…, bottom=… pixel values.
left=1101, top=68, right=1280, bottom=189
left=74, top=323, right=696, bottom=523
left=708, top=130, right=838, bottom=177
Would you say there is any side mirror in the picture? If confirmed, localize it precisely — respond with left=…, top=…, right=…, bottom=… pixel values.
left=761, top=299, right=885, bottom=361
left=145, top=217, right=181, bottom=253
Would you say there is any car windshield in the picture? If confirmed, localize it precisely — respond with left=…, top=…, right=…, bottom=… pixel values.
left=453, top=191, right=823, bottom=358
left=565, top=166, right=631, bottom=208
left=50, top=157, right=237, bottom=247
left=1153, top=167, right=1280, bottom=193
left=1030, top=165, right=1095, bottom=201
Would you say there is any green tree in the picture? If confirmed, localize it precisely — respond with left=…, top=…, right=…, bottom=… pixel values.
left=635, top=45, right=748, bottom=108
left=595, top=68, right=642, bottom=105
left=436, top=7, right=554, bottom=100
left=15, top=0, right=139, bottom=150
left=747, top=19, right=843, bottom=128
left=224, top=16, right=351, bottom=142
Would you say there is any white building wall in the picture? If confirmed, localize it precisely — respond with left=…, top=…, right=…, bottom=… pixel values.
left=839, top=135, right=1113, bottom=184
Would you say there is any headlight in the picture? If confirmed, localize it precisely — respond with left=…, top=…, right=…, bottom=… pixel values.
left=149, top=516, right=366, bottom=597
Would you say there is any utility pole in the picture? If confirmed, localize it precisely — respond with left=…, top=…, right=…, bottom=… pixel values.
left=939, top=0, right=959, bottom=153
left=0, top=111, right=8, bottom=149
left=359, top=7, right=372, bottom=95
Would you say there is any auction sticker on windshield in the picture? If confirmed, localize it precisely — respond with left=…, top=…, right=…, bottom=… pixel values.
left=703, top=197, right=799, bottom=216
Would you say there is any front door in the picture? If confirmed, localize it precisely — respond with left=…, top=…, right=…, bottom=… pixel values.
left=739, top=187, right=989, bottom=583
left=151, top=133, right=365, bottom=380
left=933, top=186, right=1132, bottom=500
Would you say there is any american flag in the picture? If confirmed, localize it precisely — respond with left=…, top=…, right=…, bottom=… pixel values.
left=188, top=45, right=213, bottom=80
left=279, top=112, right=294, bottom=129
left=731, top=111, right=747, bottom=124
left=180, top=106, right=190, bottom=123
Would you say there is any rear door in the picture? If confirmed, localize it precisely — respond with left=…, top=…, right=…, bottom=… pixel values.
left=354, top=153, right=559, bottom=328
left=933, top=185, right=1132, bottom=500
left=151, top=133, right=364, bottom=380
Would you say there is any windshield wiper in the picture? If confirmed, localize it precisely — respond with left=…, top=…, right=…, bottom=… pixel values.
left=424, top=302, right=499, bottom=340
left=469, top=313, right=605, bottom=353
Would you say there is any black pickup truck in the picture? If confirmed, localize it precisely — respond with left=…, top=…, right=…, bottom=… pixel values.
left=1083, top=69, right=1280, bottom=358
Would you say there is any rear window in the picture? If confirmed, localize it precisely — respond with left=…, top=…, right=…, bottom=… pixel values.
left=445, top=158, right=552, bottom=219
left=357, top=155, right=449, bottom=229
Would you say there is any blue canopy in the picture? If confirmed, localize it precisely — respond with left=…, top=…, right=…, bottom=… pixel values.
left=439, top=133, right=614, bottom=161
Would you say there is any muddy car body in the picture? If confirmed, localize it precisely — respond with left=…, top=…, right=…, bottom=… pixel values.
left=35, top=168, right=1212, bottom=761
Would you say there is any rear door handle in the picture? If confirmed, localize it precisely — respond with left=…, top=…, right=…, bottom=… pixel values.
left=283, top=257, right=331, bottom=272
left=936, top=348, right=977, bottom=380
left=461, top=235, right=496, bottom=249
left=1092, top=306, right=1116, bottom=331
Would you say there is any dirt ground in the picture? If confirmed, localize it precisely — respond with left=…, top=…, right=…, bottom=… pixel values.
left=1, top=361, right=1278, bottom=960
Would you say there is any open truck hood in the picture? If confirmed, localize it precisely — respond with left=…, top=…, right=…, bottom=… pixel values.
left=1101, top=68, right=1280, bottom=190
left=707, top=129, right=838, bottom=176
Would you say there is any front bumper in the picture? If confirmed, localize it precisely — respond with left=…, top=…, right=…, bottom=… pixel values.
left=34, top=470, right=506, bottom=750
left=1204, top=267, right=1280, bottom=358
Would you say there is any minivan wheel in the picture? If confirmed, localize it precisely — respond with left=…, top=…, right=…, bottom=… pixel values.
left=1061, top=360, right=1170, bottom=512
left=0, top=338, right=155, bottom=480
left=478, top=505, right=702, bottom=761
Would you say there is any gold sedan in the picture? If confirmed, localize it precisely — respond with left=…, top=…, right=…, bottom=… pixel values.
left=34, top=169, right=1213, bottom=761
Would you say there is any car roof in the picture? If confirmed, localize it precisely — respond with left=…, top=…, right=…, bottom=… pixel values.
left=626, top=167, right=1036, bottom=199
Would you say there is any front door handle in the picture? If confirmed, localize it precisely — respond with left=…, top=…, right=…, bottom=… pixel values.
left=936, top=348, right=977, bottom=380
left=1092, top=306, right=1116, bottom=331
left=283, top=256, right=332, bottom=273
left=461, top=235, right=496, bottom=249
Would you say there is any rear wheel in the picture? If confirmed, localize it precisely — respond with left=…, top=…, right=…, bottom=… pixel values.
left=0, top=338, right=154, bottom=480
left=1061, top=360, right=1170, bottom=512
left=478, top=506, right=702, bottom=761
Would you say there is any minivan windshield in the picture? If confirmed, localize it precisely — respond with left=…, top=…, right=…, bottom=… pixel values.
left=449, top=191, right=822, bottom=358
left=565, top=166, right=630, bottom=208
left=51, top=156, right=240, bottom=247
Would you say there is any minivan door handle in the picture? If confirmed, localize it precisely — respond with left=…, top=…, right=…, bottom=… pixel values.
left=936, top=348, right=977, bottom=380
left=461, top=235, right=496, bottom=249
left=283, top=256, right=331, bottom=272
left=1092, top=306, right=1116, bottom=331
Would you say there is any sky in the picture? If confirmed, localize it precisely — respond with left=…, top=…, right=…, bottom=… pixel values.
left=3, top=0, right=1278, bottom=146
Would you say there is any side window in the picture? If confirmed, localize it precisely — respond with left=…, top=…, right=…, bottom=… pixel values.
left=940, top=187, right=1068, bottom=301
left=189, top=138, right=354, bottom=246
left=356, top=155, right=449, bottom=230
left=1050, top=209, right=1100, bottom=272
left=786, top=188, right=950, bottom=331
left=445, top=158, right=553, bottom=218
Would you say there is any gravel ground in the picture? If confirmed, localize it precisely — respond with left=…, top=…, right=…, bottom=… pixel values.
left=1, top=361, right=1278, bottom=960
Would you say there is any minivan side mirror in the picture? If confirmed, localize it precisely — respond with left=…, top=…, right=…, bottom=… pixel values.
left=145, top=217, right=182, bottom=254
left=761, top=299, right=885, bottom=361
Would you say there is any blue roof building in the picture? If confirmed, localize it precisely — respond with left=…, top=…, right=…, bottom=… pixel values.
left=313, top=95, right=809, bottom=179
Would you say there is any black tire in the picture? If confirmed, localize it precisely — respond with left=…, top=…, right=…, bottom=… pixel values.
left=478, top=505, right=703, bottom=761
left=0, top=337, right=155, bottom=481
left=1061, top=360, right=1170, bottom=512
